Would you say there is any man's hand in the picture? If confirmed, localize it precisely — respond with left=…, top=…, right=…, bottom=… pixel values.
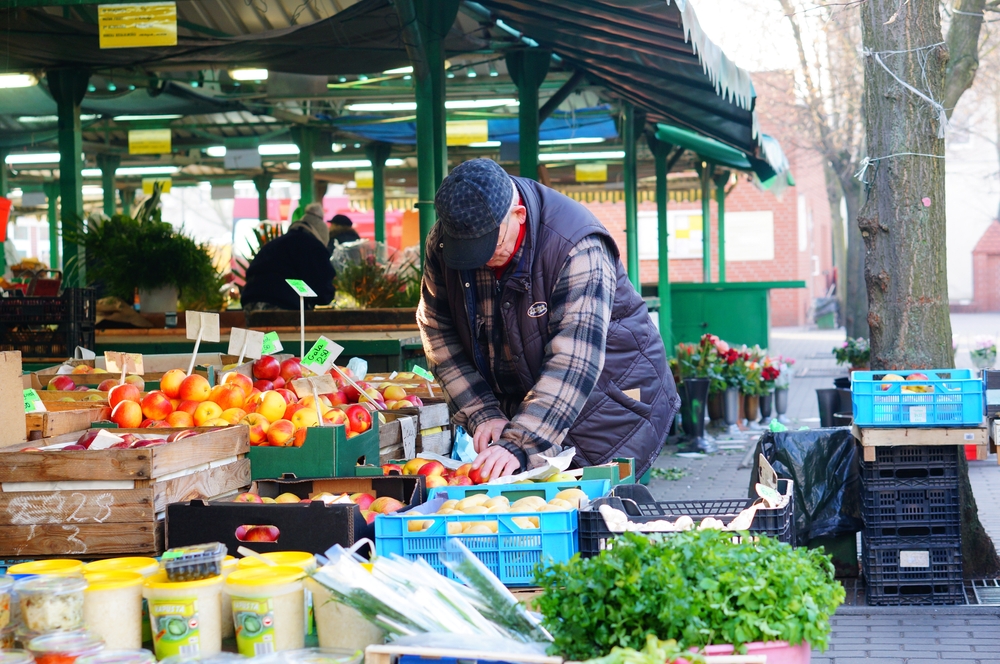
left=473, top=418, right=508, bottom=453
left=472, top=444, right=521, bottom=479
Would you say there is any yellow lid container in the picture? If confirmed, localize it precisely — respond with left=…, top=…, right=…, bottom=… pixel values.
left=226, top=566, right=305, bottom=656
left=84, top=572, right=144, bottom=650
left=84, top=571, right=144, bottom=591
left=237, top=552, right=316, bottom=572
left=143, top=572, right=224, bottom=660
left=226, top=565, right=305, bottom=592
left=7, top=559, right=84, bottom=577
left=85, top=558, right=159, bottom=578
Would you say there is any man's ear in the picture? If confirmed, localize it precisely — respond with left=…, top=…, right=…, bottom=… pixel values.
left=513, top=204, right=527, bottom=225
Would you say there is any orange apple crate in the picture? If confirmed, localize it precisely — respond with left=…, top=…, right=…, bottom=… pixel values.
left=0, top=425, right=249, bottom=558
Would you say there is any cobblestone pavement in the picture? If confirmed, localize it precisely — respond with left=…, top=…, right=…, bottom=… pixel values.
left=646, top=320, right=1000, bottom=662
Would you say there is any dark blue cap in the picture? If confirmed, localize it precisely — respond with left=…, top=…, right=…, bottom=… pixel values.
left=434, top=158, right=513, bottom=269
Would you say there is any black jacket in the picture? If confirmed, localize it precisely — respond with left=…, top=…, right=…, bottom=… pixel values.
left=327, top=229, right=361, bottom=255
left=242, top=228, right=335, bottom=310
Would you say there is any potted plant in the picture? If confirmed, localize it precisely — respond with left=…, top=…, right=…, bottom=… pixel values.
left=674, top=341, right=716, bottom=452
left=832, top=337, right=870, bottom=373
left=66, top=190, right=224, bottom=312
left=534, top=530, right=844, bottom=664
left=719, top=345, right=745, bottom=434
left=758, top=358, right=781, bottom=425
left=970, top=336, right=997, bottom=370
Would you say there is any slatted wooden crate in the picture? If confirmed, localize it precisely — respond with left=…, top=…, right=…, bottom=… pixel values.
left=25, top=401, right=110, bottom=439
left=0, top=425, right=249, bottom=557
left=385, top=399, right=452, bottom=456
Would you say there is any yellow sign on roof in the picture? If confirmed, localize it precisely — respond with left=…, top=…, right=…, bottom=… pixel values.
left=99, top=2, right=177, bottom=49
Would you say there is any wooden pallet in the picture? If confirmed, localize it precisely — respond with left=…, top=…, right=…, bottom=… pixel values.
left=0, top=425, right=249, bottom=556
left=364, top=645, right=765, bottom=664
left=852, top=424, right=987, bottom=462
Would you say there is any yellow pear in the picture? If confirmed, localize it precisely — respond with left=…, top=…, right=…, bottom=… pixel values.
left=460, top=505, right=489, bottom=515
left=511, top=516, right=539, bottom=529
left=554, top=488, right=588, bottom=508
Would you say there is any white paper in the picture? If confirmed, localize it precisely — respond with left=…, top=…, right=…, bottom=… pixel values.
left=186, top=311, right=221, bottom=343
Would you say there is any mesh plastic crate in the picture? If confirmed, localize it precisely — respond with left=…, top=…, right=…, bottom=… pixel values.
left=375, top=510, right=576, bottom=586
left=860, top=445, right=960, bottom=486
left=578, top=479, right=794, bottom=557
left=862, top=535, right=964, bottom=605
left=851, top=369, right=983, bottom=427
left=861, top=485, right=960, bottom=538
left=0, top=288, right=95, bottom=325
left=428, top=479, right=610, bottom=503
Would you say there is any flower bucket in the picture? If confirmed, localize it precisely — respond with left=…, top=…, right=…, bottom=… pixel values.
left=677, top=641, right=811, bottom=664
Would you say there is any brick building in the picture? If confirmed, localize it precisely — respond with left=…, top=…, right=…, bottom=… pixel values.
left=968, top=220, right=1000, bottom=312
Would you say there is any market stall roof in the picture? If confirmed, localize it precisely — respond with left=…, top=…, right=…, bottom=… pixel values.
left=471, top=0, right=759, bottom=155
left=655, top=123, right=793, bottom=189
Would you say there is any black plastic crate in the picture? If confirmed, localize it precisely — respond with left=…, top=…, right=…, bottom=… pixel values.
left=861, top=485, right=961, bottom=538
left=861, top=445, right=960, bottom=486
left=862, top=535, right=964, bottom=606
left=0, top=324, right=94, bottom=360
left=579, top=479, right=794, bottom=557
left=0, top=288, right=95, bottom=325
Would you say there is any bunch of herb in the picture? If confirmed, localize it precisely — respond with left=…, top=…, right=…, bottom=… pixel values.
left=582, top=635, right=704, bottom=664
left=533, top=531, right=843, bottom=659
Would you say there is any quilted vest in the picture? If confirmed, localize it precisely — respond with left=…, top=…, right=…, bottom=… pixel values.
left=439, top=176, right=679, bottom=476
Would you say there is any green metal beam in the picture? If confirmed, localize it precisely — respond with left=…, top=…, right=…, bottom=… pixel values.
left=253, top=173, right=273, bottom=222
left=506, top=49, right=551, bottom=181
left=539, top=69, right=586, bottom=122
left=45, top=182, right=60, bottom=270
left=48, top=68, right=90, bottom=287
left=698, top=161, right=713, bottom=284
left=120, top=186, right=135, bottom=216
left=290, top=126, right=317, bottom=211
left=96, top=153, right=119, bottom=218
left=365, top=142, right=392, bottom=244
left=713, top=170, right=729, bottom=284
left=647, top=137, right=676, bottom=350
left=622, top=102, right=639, bottom=290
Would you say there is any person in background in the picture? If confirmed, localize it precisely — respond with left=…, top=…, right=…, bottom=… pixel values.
left=327, top=214, right=361, bottom=254
left=241, top=202, right=335, bottom=311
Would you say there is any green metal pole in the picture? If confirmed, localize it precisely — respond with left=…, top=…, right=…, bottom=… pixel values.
left=48, top=69, right=90, bottom=287
left=291, top=126, right=316, bottom=209
left=253, top=173, right=272, bottom=221
left=120, top=186, right=135, bottom=217
left=414, top=71, right=436, bottom=261
left=622, top=102, right=639, bottom=290
left=506, top=49, right=551, bottom=181
left=45, top=182, right=60, bottom=270
left=426, top=19, right=448, bottom=188
left=365, top=143, right=392, bottom=244
left=699, top=161, right=713, bottom=283
left=713, top=171, right=730, bottom=283
left=649, top=139, right=672, bottom=350
left=97, top=153, right=120, bottom=218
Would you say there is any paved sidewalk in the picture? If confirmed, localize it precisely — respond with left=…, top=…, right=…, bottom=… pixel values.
left=646, top=320, right=1000, bottom=662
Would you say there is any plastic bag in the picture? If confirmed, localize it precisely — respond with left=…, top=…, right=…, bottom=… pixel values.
left=749, top=427, right=862, bottom=541
left=452, top=426, right=476, bottom=463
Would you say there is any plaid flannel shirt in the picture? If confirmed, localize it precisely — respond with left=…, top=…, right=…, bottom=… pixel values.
left=417, top=230, right=616, bottom=470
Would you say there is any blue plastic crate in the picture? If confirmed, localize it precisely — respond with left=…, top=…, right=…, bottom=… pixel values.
left=427, top=479, right=610, bottom=503
left=851, top=369, right=983, bottom=427
left=375, top=503, right=577, bottom=586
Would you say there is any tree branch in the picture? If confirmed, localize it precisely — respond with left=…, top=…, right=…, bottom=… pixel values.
left=944, top=0, right=988, bottom=117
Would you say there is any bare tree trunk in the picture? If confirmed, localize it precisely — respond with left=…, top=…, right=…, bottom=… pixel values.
left=860, top=0, right=1000, bottom=577
left=943, top=0, right=988, bottom=118
left=825, top=167, right=848, bottom=325
left=841, top=175, right=869, bottom=339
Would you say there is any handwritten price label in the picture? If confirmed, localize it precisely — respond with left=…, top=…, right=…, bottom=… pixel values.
left=24, top=389, right=46, bottom=413
left=261, top=332, right=283, bottom=355
left=412, top=365, right=435, bottom=382
left=285, top=279, right=317, bottom=298
left=301, top=336, right=344, bottom=373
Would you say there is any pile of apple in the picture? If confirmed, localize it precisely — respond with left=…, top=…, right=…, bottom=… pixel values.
left=387, top=457, right=486, bottom=487
left=232, top=490, right=404, bottom=526
left=23, top=428, right=204, bottom=452
left=880, top=372, right=934, bottom=393
left=406, top=488, right=588, bottom=533
left=253, top=359, right=426, bottom=412
left=46, top=371, right=144, bottom=399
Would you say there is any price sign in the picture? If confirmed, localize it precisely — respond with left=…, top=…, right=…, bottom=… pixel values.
left=285, top=279, right=317, bottom=298
left=105, top=351, right=144, bottom=375
left=228, top=328, right=266, bottom=361
left=301, top=336, right=344, bottom=374
left=186, top=311, right=221, bottom=343
left=412, top=365, right=435, bottom=382
left=261, top=332, right=283, bottom=355
left=24, top=389, right=45, bottom=413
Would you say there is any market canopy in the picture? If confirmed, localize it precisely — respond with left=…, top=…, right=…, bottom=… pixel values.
left=655, top=123, right=793, bottom=189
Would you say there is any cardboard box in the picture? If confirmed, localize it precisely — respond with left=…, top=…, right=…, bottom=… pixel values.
left=1, top=352, right=26, bottom=449
left=582, top=458, right=636, bottom=487
left=165, top=474, right=426, bottom=556
left=247, top=419, right=380, bottom=481
left=0, top=425, right=249, bottom=556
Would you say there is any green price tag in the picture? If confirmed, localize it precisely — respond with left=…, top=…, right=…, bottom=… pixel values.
left=261, top=332, right=283, bottom=355
left=412, top=364, right=435, bottom=381
left=285, top=279, right=317, bottom=298
left=23, top=388, right=45, bottom=413
left=302, top=336, right=344, bottom=373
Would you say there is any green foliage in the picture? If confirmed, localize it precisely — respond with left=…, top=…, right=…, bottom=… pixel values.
left=64, top=189, right=223, bottom=310
left=334, top=255, right=421, bottom=309
left=533, top=531, right=844, bottom=659
left=833, top=337, right=870, bottom=367
left=648, top=467, right=688, bottom=481
left=582, top=635, right=704, bottom=664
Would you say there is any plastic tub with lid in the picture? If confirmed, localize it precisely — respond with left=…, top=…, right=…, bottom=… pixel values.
left=84, top=571, right=144, bottom=650
left=225, top=566, right=305, bottom=657
left=304, top=577, right=383, bottom=652
left=27, top=630, right=104, bottom=664
left=236, top=553, right=315, bottom=573
left=159, top=652, right=246, bottom=664
left=14, top=575, right=87, bottom=632
left=0, top=650, right=34, bottom=664
left=0, top=574, right=12, bottom=629
left=0, top=621, right=17, bottom=648
left=250, top=648, right=364, bottom=664
left=7, top=560, right=85, bottom=578
left=220, top=556, right=239, bottom=640
left=75, top=650, right=157, bottom=664
left=84, top=557, right=159, bottom=644
left=143, top=572, right=224, bottom=660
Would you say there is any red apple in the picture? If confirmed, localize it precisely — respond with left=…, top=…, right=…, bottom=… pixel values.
left=97, top=378, right=118, bottom=392
left=275, top=388, right=298, bottom=405
left=425, top=475, right=447, bottom=489
left=166, top=430, right=198, bottom=443
left=279, top=358, right=303, bottom=383
left=240, top=525, right=279, bottom=542
left=468, top=467, right=490, bottom=484
left=61, top=444, right=87, bottom=451
left=327, top=390, right=348, bottom=407
left=234, top=492, right=263, bottom=503
left=346, top=404, right=372, bottom=434
left=254, top=379, right=274, bottom=393
left=417, top=460, right=445, bottom=477
left=350, top=493, right=376, bottom=510
left=253, top=355, right=281, bottom=381
left=369, top=496, right=404, bottom=514
left=381, top=463, right=403, bottom=475
left=108, top=383, right=141, bottom=409
left=448, top=476, right=474, bottom=486
left=47, top=375, right=76, bottom=392
left=272, top=376, right=286, bottom=390
left=76, top=430, right=101, bottom=449
left=360, top=510, right=376, bottom=525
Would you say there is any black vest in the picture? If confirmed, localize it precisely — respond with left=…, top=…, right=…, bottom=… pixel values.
left=437, top=177, right=679, bottom=476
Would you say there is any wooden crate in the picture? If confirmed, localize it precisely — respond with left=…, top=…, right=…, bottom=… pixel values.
left=0, top=425, right=250, bottom=557
left=386, top=399, right=453, bottom=456
left=25, top=402, right=110, bottom=439
left=853, top=424, right=987, bottom=462
left=379, top=412, right=417, bottom=465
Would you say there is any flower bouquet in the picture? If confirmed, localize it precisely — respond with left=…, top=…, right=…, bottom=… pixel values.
left=971, top=336, right=997, bottom=369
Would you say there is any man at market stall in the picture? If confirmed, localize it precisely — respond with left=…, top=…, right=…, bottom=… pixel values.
left=241, top=202, right=336, bottom=311
left=417, top=158, right=679, bottom=479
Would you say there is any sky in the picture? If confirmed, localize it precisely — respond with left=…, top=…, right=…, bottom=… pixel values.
left=690, top=0, right=800, bottom=72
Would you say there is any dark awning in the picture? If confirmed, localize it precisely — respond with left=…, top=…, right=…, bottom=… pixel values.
left=473, top=0, right=759, bottom=155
